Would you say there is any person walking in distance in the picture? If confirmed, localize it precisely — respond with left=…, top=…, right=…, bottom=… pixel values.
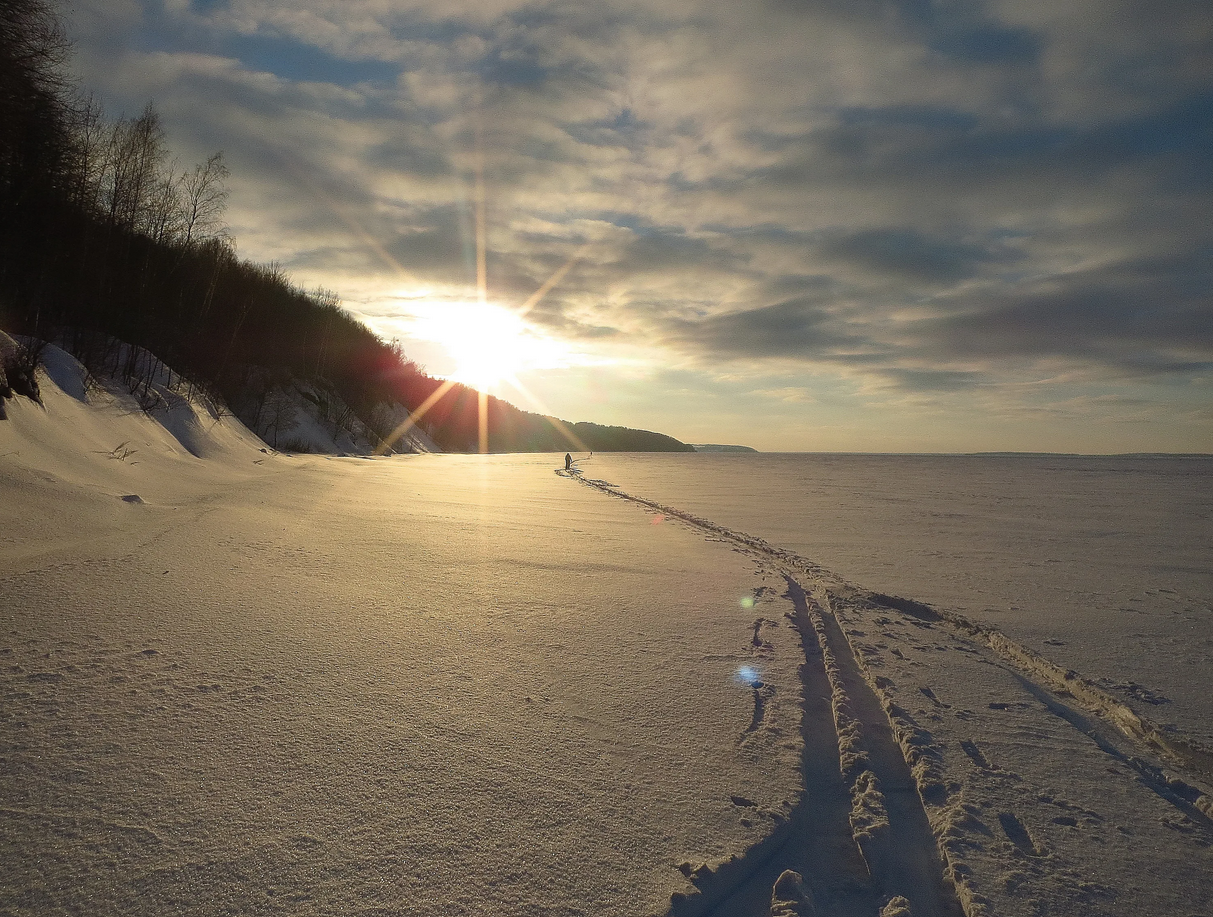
left=565, top=452, right=572, bottom=471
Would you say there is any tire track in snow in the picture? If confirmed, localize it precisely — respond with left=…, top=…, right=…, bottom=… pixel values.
left=669, top=576, right=877, bottom=917
left=562, top=469, right=1213, bottom=811
left=920, top=603, right=1213, bottom=793
left=851, top=591, right=1213, bottom=829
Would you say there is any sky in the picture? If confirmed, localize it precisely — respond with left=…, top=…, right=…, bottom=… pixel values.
left=63, top=0, right=1213, bottom=452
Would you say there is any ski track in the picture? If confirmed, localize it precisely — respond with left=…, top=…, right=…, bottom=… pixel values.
left=559, top=468, right=1213, bottom=916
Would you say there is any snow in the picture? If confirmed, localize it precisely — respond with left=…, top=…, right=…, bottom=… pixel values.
left=3, top=357, right=1211, bottom=916
left=572, top=453, right=1213, bottom=915
left=1, top=357, right=801, bottom=916
left=584, top=452, right=1213, bottom=746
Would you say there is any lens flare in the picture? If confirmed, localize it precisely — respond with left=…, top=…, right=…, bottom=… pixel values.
left=736, top=665, right=762, bottom=687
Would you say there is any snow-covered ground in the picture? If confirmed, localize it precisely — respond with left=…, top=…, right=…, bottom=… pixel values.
left=585, top=452, right=1213, bottom=747
left=3, top=355, right=1211, bottom=916
left=576, top=452, right=1213, bottom=915
left=1, top=352, right=802, bottom=916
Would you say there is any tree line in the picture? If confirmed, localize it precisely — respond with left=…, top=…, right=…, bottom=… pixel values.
left=0, top=0, right=692, bottom=453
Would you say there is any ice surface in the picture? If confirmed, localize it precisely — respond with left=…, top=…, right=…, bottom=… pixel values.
left=584, top=452, right=1213, bottom=745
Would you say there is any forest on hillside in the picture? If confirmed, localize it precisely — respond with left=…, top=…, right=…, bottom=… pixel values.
left=0, top=0, right=692, bottom=453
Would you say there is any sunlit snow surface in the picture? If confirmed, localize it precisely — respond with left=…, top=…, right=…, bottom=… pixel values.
left=590, top=452, right=1213, bottom=745
left=3, top=360, right=1212, bottom=916
left=0, top=371, right=802, bottom=916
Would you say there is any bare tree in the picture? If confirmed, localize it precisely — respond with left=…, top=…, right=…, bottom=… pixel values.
left=146, top=162, right=184, bottom=244
left=312, top=286, right=340, bottom=375
left=66, top=94, right=107, bottom=211
left=0, top=0, right=72, bottom=207
left=263, top=387, right=295, bottom=449
left=103, top=103, right=167, bottom=233
left=178, top=151, right=228, bottom=246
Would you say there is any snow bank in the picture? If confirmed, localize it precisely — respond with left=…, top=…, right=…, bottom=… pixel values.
left=1, top=338, right=266, bottom=497
left=2, top=330, right=438, bottom=458
left=0, top=331, right=13, bottom=419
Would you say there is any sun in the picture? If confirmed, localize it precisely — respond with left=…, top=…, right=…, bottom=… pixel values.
left=409, top=300, right=565, bottom=392
left=450, top=306, right=526, bottom=390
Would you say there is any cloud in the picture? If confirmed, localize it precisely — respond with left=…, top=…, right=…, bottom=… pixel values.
left=222, top=32, right=403, bottom=84
left=661, top=295, right=871, bottom=361
left=918, top=250, right=1213, bottom=377
left=818, top=228, right=1014, bottom=283
left=874, top=367, right=990, bottom=392
left=60, top=0, right=1213, bottom=447
left=928, top=23, right=1041, bottom=65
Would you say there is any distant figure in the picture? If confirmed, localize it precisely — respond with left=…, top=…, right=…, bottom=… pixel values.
left=564, top=452, right=572, bottom=470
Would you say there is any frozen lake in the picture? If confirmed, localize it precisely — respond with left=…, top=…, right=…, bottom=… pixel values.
left=587, top=452, right=1213, bottom=743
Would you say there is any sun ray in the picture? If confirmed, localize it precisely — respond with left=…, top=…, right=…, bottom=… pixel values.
left=373, top=378, right=458, bottom=455
left=292, top=115, right=590, bottom=457
left=478, top=389, right=489, bottom=454
left=474, top=124, right=488, bottom=307
left=473, top=123, right=492, bottom=447
left=505, top=376, right=592, bottom=454
left=541, top=413, right=590, bottom=456
left=516, top=243, right=591, bottom=318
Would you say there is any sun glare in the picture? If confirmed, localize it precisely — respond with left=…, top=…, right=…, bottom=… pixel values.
left=446, top=303, right=523, bottom=390
left=408, top=300, right=568, bottom=393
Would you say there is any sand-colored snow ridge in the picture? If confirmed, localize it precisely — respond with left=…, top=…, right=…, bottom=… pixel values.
left=0, top=329, right=438, bottom=457
left=770, top=869, right=814, bottom=916
left=0, top=340, right=268, bottom=513
left=2, top=360, right=807, bottom=914
left=566, top=470, right=1213, bottom=917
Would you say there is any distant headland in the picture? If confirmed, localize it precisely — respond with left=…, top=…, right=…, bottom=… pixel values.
left=692, top=444, right=758, bottom=453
